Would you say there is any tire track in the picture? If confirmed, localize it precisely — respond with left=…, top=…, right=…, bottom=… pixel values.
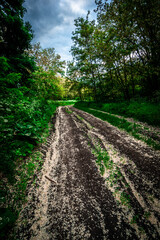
left=70, top=106, right=160, bottom=238
left=14, top=106, right=160, bottom=240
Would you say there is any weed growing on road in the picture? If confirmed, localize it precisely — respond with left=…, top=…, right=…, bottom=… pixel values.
left=76, top=114, right=84, bottom=121
left=92, top=145, right=111, bottom=176
left=120, top=191, right=131, bottom=207
left=144, top=211, right=151, bottom=219
left=65, top=107, right=73, bottom=114
left=130, top=214, right=139, bottom=224
left=92, top=144, right=133, bottom=209
left=91, top=143, right=155, bottom=236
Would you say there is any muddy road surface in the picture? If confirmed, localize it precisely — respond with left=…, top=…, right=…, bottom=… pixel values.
left=15, top=106, right=160, bottom=240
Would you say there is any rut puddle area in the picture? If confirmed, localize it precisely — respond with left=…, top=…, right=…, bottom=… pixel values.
left=14, top=106, right=160, bottom=240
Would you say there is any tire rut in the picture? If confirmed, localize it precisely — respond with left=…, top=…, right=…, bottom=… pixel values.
left=14, top=106, right=160, bottom=240
left=71, top=107, right=160, bottom=183
left=70, top=106, right=160, bottom=238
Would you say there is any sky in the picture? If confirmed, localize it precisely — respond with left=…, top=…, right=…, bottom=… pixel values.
left=23, top=0, right=97, bottom=62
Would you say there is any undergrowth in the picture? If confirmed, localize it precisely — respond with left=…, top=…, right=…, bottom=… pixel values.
left=0, top=100, right=57, bottom=239
left=0, top=99, right=57, bottom=179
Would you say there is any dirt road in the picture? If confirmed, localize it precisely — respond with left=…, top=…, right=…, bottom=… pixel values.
left=15, top=106, right=160, bottom=240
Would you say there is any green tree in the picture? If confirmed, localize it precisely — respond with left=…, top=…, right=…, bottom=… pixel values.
left=27, top=43, right=65, bottom=100
left=27, top=42, right=65, bottom=73
left=0, top=0, right=35, bottom=82
left=71, top=13, right=103, bottom=101
left=95, top=0, right=160, bottom=96
left=0, top=0, right=32, bottom=57
left=66, top=61, right=93, bottom=100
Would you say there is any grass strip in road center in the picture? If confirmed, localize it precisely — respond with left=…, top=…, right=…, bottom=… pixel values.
left=91, top=143, right=159, bottom=237
left=92, top=144, right=131, bottom=207
left=74, top=106, right=160, bottom=151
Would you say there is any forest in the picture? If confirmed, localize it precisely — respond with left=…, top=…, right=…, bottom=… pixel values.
left=0, top=0, right=160, bottom=238
left=67, top=0, right=160, bottom=101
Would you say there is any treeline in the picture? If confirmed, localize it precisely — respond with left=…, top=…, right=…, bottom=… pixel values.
left=67, top=0, right=160, bottom=101
left=0, top=0, right=65, bottom=178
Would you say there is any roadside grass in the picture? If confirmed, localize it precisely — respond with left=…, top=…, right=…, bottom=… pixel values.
left=54, top=100, right=77, bottom=107
left=12, top=151, right=43, bottom=208
left=74, top=100, right=160, bottom=127
left=74, top=105, right=160, bottom=150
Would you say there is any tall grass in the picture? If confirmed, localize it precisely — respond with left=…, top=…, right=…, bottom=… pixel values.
left=54, top=100, right=78, bottom=106
left=74, top=100, right=160, bottom=127
left=74, top=104, right=160, bottom=150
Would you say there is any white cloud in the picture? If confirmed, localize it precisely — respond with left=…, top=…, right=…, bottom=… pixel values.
left=61, top=15, right=75, bottom=25
left=60, top=0, right=87, bottom=15
left=68, top=0, right=86, bottom=15
left=24, top=0, right=97, bottom=61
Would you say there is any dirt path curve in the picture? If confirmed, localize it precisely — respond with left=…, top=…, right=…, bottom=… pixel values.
left=15, top=106, right=160, bottom=240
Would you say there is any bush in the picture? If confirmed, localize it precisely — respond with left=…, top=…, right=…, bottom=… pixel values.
left=0, top=93, right=57, bottom=180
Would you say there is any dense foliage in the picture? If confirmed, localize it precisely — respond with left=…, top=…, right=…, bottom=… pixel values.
left=27, top=43, right=66, bottom=100
left=0, top=1, right=65, bottom=238
left=0, top=1, right=67, bottom=175
left=67, top=0, right=160, bottom=101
